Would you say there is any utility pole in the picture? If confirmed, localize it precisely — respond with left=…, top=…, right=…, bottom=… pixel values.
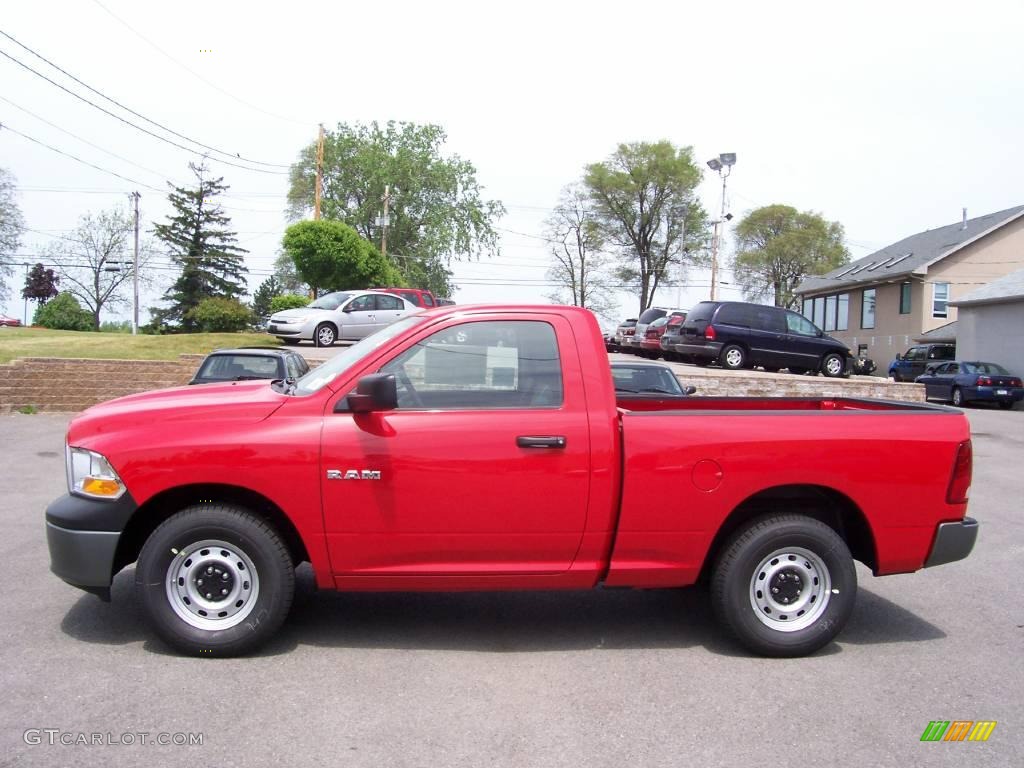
left=705, top=153, right=736, bottom=301
left=377, top=185, right=392, bottom=259
left=130, top=191, right=140, bottom=335
left=313, top=123, right=325, bottom=220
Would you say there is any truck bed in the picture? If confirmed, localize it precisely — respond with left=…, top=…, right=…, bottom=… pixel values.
left=615, top=395, right=951, bottom=413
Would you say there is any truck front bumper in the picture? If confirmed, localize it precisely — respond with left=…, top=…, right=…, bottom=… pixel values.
left=45, top=492, right=137, bottom=599
left=924, top=517, right=978, bottom=568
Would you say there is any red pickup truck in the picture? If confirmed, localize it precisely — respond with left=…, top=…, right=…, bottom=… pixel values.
left=46, top=305, right=977, bottom=657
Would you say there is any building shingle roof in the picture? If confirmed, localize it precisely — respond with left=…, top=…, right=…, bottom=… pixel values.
left=796, top=205, right=1024, bottom=295
left=950, top=267, right=1024, bottom=307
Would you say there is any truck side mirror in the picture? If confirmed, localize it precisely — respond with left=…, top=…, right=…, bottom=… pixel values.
left=683, top=385, right=697, bottom=395
left=335, top=373, right=398, bottom=413
left=894, top=353, right=903, bottom=361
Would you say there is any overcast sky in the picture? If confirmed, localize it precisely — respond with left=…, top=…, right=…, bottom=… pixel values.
left=3, top=0, right=1023, bottom=327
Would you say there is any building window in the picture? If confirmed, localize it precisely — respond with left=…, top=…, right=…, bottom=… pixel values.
left=837, top=294, right=849, bottom=331
left=824, top=295, right=837, bottom=331
left=932, top=282, right=949, bottom=318
left=813, top=297, right=825, bottom=329
left=899, top=283, right=912, bottom=314
left=802, top=299, right=812, bottom=321
left=861, top=289, right=876, bottom=329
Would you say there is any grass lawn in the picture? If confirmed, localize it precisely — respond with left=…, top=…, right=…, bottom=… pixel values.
left=0, top=327, right=281, bottom=364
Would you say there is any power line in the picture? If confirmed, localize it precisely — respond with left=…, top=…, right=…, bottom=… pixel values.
left=0, top=94, right=176, bottom=182
left=1, top=121, right=164, bottom=191
left=89, top=0, right=315, bottom=130
left=0, top=31, right=290, bottom=174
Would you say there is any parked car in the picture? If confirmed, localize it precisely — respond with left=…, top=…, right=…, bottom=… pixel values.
left=915, top=360, right=1024, bottom=409
left=435, top=298, right=456, bottom=306
left=674, top=301, right=851, bottom=377
left=622, top=307, right=685, bottom=354
left=0, top=314, right=22, bottom=327
left=267, top=290, right=416, bottom=346
left=659, top=313, right=690, bottom=361
left=611, top=318, right=638, bottom=351
left=888, top=343, right=955, bottom=382
left=48, top=304, right=975, bottom=658
left=368, top=287, right=437, bottom=308
left=190, top=347, right=310, bottom=385
left=639, top=311, right=687, bottom=359
left=611, top=361, right=696, bottom=396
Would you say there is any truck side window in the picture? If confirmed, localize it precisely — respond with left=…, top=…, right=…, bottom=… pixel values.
left=380, top=321, right=563, bottom=409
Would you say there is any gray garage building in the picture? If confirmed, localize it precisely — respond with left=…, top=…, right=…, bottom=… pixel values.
left=949, top=268, right=1024, bottom=374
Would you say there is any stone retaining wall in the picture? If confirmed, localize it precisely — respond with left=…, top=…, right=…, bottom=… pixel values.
left=0, top=354, right=925, bottom=414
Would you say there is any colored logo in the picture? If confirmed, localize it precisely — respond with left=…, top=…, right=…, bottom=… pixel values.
left=920, top=721, right=997, bottom=742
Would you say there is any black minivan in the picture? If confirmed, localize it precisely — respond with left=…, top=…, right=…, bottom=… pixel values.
left=673, top=301, right=851, bottom=377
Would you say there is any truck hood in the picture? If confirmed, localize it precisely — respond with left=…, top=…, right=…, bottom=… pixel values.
left=67, top=380, right=289, bottom=446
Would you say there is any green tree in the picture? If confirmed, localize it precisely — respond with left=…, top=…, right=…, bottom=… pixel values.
left=21, top=263, right=60, bottom=306
left=281, top=220, right=402, bottom=297
left=251, top=275, right=283, bottom=325
left=1, top=168, right=26, bottom=302
left=272, top=252, right=308, bottom=296
left=544, top=184, right=615, bottom=319
left=44, top=208, right=154, bottom=330
left=153, top=163, right=248, bottom=331
left=286, top=121, right=504, bottom=297
left=732, top=205, right=850, bottom=308
left=270, top=294, right=310, bottom=313
left=584, top=141, right=708, bottom=312
left=186, top=297, right=252, bottom=332
left=33, top=291, right=92, bottom=331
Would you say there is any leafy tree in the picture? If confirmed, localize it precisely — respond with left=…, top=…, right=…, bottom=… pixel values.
left=153, top=163, right=248, bottom=331
left=270, top=294, right=310, bottom=313
left=286, top=121, right=504, bottom=297
left=44, top=208, right=154, bottom=330
left=281, top=220, right=402, bottom=297
left=33, top=291, right=92, bottom=331
left=0, top=168, right=26, bottom=302
left=544, top=184, right=615, bottom=319
left=21, top=263, right=60, bottom=306
left=186, top=297, right=252, bottom=332
left=272, top=252, right=309, bottom=296
left=732, top=205, right=850, bottom=308
left=251, top=275, right=283, bottom=325
left=584, top=141, right=708, bottom=311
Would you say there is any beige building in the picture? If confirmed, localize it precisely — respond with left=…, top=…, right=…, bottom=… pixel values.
left=795, top=205, right=1024, bottom=372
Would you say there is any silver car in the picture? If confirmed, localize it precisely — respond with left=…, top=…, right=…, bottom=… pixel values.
left=267, top=290, right=415, bottom=346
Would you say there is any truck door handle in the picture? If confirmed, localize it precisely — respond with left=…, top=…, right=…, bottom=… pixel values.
left=516, top=435, right=567, bottom=449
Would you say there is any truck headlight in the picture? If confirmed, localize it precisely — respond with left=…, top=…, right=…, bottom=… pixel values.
left=66, top=446, right=126, bottom=500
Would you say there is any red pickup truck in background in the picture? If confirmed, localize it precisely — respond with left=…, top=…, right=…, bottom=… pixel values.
left=46, top=305, right=977, bottom=657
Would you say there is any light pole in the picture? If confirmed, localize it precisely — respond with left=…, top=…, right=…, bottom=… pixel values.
left=706, top=153, right=736, bottom=301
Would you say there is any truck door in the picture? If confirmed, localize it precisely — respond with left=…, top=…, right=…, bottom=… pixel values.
left=319, top=313, right=591, bottom=578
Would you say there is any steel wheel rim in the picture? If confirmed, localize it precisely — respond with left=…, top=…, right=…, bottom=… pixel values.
left=317, top=326, right=334, bottom=345
left=953, top=389, right=962, bottom=406
left=749, top=546, right=831, bottom=632
left=725, top=348, right=743, bottom=368
left=825, top=357, right=843, bottom=376
left=166, top=539, right=260, bottom=630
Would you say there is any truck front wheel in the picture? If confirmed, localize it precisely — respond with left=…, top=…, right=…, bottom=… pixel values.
left=710, top=514, right=857, bottom=657
left=136, top=505, right=295, bottom=657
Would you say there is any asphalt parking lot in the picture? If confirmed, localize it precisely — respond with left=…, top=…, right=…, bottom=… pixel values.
left=3, top=408, right=1021, bottom=767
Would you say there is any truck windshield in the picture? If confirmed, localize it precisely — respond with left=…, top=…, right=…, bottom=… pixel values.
left=293, top=314, right=427, bottom=395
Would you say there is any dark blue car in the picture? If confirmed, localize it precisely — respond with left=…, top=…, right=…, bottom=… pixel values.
left=915, top=360, right=1024, bottom=409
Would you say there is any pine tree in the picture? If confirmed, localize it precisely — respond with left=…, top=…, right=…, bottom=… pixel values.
left=153, top=163, right=248, bottom=331
left=250, top=275, right=282, bottom=325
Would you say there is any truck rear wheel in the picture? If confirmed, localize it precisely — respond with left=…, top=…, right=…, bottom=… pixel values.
left=136, top=504, right=295, bottom=657
left=710, top=514, right=857, bottom=657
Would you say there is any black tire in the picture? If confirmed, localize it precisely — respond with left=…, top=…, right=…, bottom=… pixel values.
left=136, top=505, right=295, bottom=657
left=888, top=369, right=900, bottom=382
left=315, top=323, right=336, bottom=347
left=710, top=514, right=857, bottom=657
left=282, top=338, right=300, bottom=346
left=821, top=353, right=846, bottom=378
left=952, top=387, right=965, bottom=407
left=720, top=344, right=747, bottom=370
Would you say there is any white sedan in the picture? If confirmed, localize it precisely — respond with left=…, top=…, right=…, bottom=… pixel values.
left=267, top=290, right=416, bottom=346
